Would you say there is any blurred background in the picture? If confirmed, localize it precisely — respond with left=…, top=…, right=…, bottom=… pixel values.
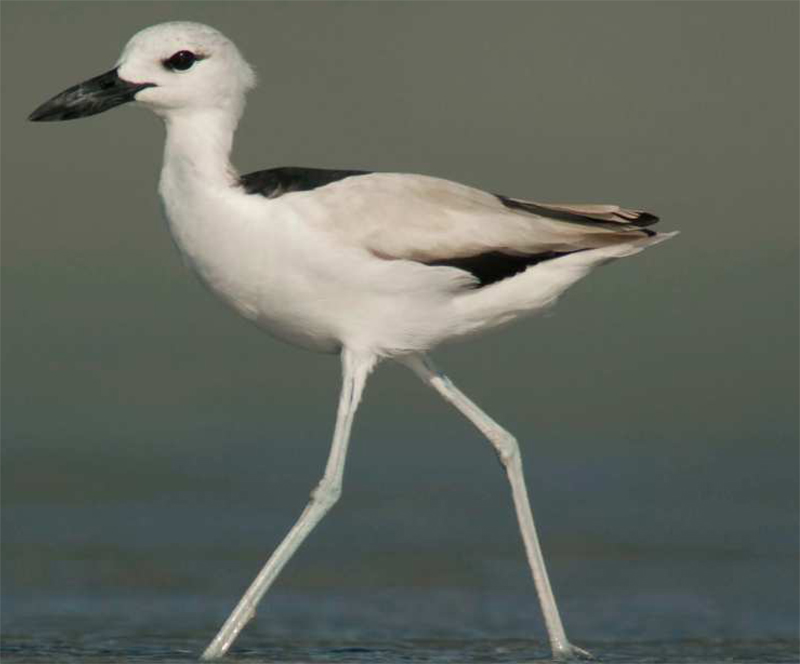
left=2, top=1, right=797, bottom=661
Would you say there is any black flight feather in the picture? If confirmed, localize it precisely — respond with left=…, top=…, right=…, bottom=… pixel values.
left=497, top=195, right=659, bottom=228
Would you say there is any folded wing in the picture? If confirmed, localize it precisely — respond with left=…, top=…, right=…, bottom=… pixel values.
left=241, top=168, right=661, bottom=286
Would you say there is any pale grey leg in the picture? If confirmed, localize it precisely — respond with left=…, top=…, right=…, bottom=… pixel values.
left=402, top=354, right=590, bottom=660
left=202, top=349, right=375, bottom=660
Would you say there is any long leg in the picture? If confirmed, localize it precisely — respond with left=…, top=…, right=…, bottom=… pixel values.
left=202, top=349, right=375, bottom=660
left=402, top=354, right=588, bottom=660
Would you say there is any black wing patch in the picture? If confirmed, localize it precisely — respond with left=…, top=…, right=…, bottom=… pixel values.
left=240, top=166, right=371, bottom=198
left=427, top=250, right=582, bottom=287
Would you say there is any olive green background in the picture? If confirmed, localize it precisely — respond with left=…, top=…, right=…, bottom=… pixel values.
left=2, top=0, right=797, bottom=645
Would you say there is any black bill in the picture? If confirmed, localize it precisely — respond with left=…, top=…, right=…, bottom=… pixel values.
left=29, top=68, right=155, bottom=122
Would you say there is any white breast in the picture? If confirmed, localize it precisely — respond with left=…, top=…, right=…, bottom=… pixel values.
left=160, top=176, right=327, bottom=351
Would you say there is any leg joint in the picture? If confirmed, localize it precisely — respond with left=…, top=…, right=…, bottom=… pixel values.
left=493, top=430, right=520, bottom=465
left=311, top=479, right=342, bottom=510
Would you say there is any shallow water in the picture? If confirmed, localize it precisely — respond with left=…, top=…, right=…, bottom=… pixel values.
left=3, top=442, right=798, bottom=664
left=4, top=632, right=798, bottom=663
left=3, top=484, right=799, bottom=663
left=3, top=586, right=798, bottom=663
left=3, top=638, right=798, bottom=664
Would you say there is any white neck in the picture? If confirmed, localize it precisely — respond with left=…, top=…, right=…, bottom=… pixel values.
left=161, top=107, right=241, bottom=190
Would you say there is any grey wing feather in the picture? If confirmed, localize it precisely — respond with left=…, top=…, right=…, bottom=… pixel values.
left=497, top=196, right=659, bottom=228
left=298, top=173, right=661, bottom=264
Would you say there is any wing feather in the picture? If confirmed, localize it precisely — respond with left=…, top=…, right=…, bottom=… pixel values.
left=295, top=172, right=659, bottom=263
left=497, top=196, right=659, bottom=227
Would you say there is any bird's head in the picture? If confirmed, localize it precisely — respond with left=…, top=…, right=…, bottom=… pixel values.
left=29, top=22, right=256, bottom=123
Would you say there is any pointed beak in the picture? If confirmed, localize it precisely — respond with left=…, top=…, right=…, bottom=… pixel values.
left=29, top=68, right=155, bottom=122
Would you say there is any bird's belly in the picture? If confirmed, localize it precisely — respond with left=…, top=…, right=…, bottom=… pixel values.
left=252, top=278, right=346, bottom=354
left=179, top=237, right=346, bottom=352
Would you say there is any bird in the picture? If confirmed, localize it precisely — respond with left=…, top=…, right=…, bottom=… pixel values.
left=29, top=21, right=675, bottom=662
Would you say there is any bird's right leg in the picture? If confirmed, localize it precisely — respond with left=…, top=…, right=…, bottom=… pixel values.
left=402, top=354, right=590, bottom=661
left=202, top=349, right=375, bottom=660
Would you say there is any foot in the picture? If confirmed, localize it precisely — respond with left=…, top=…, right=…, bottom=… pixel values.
left=552, top=642, right=593, bottom=660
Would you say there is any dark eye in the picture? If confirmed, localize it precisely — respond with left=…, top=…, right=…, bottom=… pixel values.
left=164, top=50, right=197, bottom=71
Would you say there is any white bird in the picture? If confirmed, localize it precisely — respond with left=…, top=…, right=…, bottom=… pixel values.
left=30, top=21, right=675, bottom=662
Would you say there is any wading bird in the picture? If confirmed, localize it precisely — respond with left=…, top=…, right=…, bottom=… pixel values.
left=29, top=21, right=675, bottom=661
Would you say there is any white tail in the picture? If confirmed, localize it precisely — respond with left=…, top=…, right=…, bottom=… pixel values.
left=452, top=231, right=678, bottom=338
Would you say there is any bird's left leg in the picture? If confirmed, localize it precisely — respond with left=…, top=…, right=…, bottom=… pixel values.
left=202, top=348, right=375, bottom=660
left=401, top=353, right=590, bottom=661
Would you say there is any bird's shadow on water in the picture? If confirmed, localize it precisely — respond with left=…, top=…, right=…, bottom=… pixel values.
left=2, top=638, right=800, bottom=664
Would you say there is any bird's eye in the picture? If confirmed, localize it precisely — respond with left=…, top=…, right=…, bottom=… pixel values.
left=164, top=50, right=198, bottom=71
